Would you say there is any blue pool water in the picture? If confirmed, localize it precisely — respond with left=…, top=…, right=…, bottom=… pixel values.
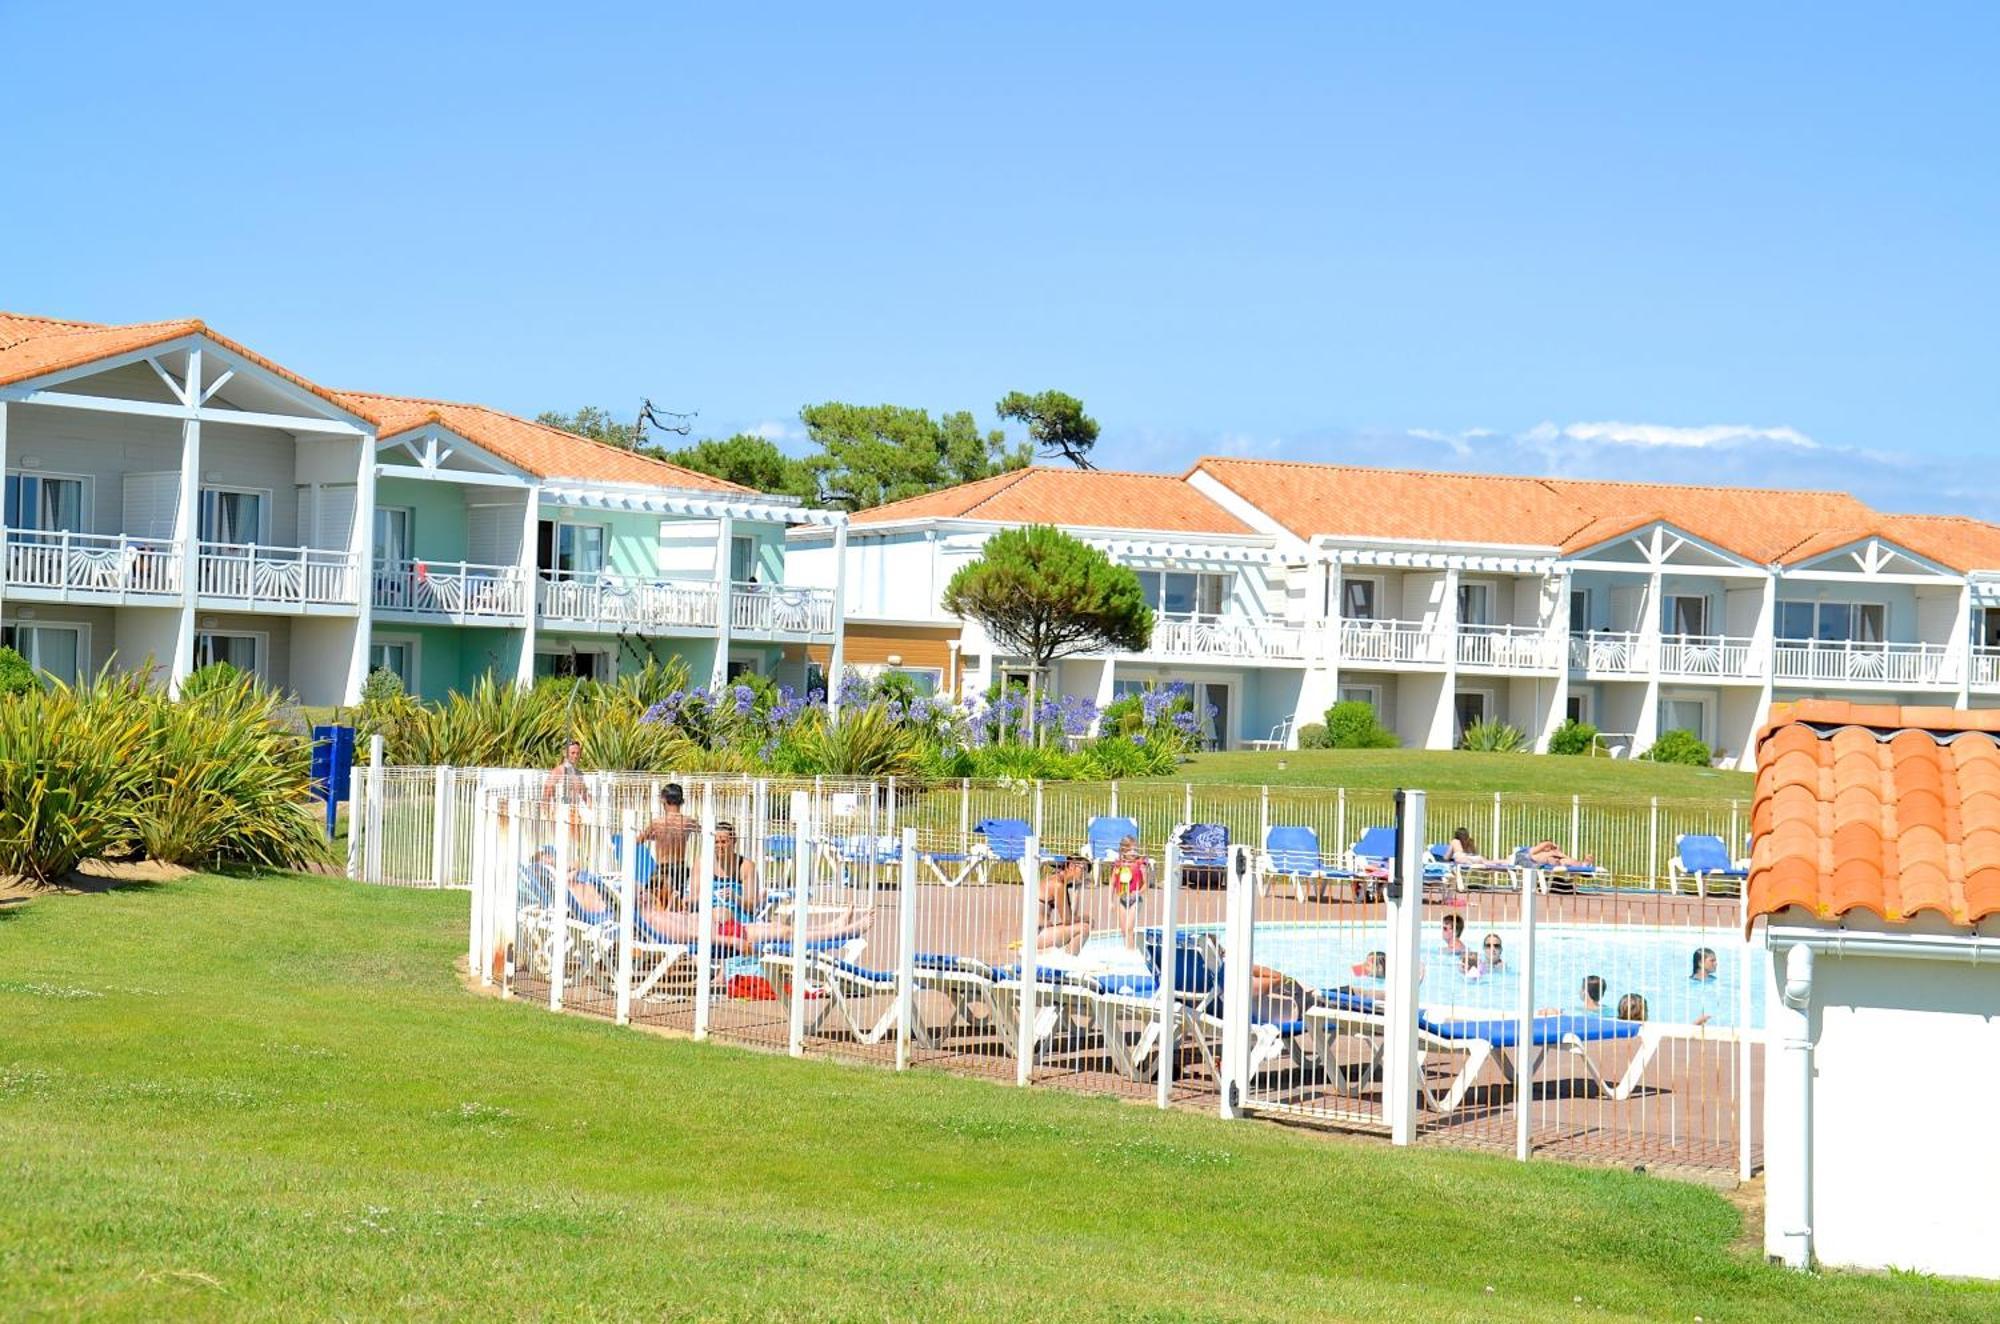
left=1080, top=923, right=1769, bottom=1030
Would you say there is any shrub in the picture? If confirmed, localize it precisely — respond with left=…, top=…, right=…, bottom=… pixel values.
left=360, top=667, right=405, bottom=706
left=0, top=673, right=152, bottom=881
left=1322, top=700, right=1398, bottom=749
left=1548, top=717, right=1597, bottom=756
left=770, top=706, right=927, bottom=779
left=1078, top=732, right=1177, bottom=780
left=1460, top=719, right=1527, bottom=753
left=1295, top=722, right=1331, bottom=749
left=131, top=671, right=333, bottom=871
left=180, top=661, right=246, bottom=699
left=0, top=647, right=39, bottom=697
left=1643, top=728, right=1712, bottom=767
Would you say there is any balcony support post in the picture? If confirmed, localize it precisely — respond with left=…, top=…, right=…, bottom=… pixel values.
left=826, top=517, right=849, bottom=716
left=1953, top=581, right=1974, bottom=706
left=171, top=348, right=203, bottom=696
left=516, top=486, right=540, bottom=687
left=340, top=423, right=378, bottom=705
left=711, top=514, right=735, bottom=691
left=1425, top=566, right=1461, bottom=750
left=1632, top=542, right=1664, bottom=755
left=1536, top=567, right=1571, bottom=753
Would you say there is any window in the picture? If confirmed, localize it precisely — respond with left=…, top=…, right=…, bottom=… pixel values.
left=535, top=647, right=609, bottom=680
left=1660, top=697, right=1708, bottom=743
left=374, top=508, right=412, bottom=566
left=4, top=473, right=86, bottom=534
left=1456, top=582, right=1491, bottom=626
left=1341, top=579, right=1377, bottom=621
left=1983, top=609, right=2000, bottom=648
left=368, top=639, right=417, bottom=691
left=1666, top=594, right=1708, bottom=636
left=538, top=521, right=606, bottom=577
left=1, top=623, right=82, bottom=683
left=1453, top=691, right=1489, bottom=741
left=1778, top=600, right=1886, bottom=643
left=199, top=489, right=265, bottom=545
left=1200, top=681, right=1230, bottom=750
left=1112, top=678, right=1148, bottom=700
left=725, top=657, right=760, bottom=681
left=1566, top=692, right=1592, bottom=725
left=193, top=632, right=260, bottom=675
left=730, top=534, right=757, bottom=583
left=881, top=666, right=941, bottom=696
left=1569, top=588, right=1590, bottom=632
left=1338, top=684, right=1379, bottom=710
left=1135, top=570, right=1226, bottom=618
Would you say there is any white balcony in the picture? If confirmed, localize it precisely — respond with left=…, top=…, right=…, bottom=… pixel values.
left=1455, top=622, right=1558, bottom=673
left=1148, top=611, right=1310, bottom=661
left=373, top=559, right=529, bottom=623
left=536, top=574, right=835, bottom=638
left=1974, top=647, right=2000, bottom=691
left=1569, top=630, right=1650, bottom=677
left=197, top=542, right=359, bottom=609
left=538, top=571, right=718, bottom=632
left=4, top=530, right=181, bottom=599
left=1339, top=618, right=1444, bottom=667
left=1657, top=633, right=1761, bottom=681
left=1773, top=638, right=1954, bottom=687
left=729, top=582, right=837, bottom=637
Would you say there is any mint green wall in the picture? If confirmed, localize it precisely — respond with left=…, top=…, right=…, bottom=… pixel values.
left=370, top=624, right=514, bottom=699
left=375, top=476, right=471, bottom=563
left=744, top=521, right=786, bottom=583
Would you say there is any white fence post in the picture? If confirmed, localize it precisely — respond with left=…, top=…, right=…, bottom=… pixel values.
left=614, top=807, right=636, bottom=1026
left=548, top=802, right=570, bottom=1013
left=787, top=790, right=813, bottom=1057
left=1109, top=781, right=1119, bottom=818
left=958, top=777, right=970, bottom=843
left=1739, top=889, right=1755, bottom=1182
left=1258, top=785, right=1270, bottom=850
left=431, top=765, right=453, bottom=887
left=895, top=826, right=917, bottom=1072
left=1336, top=786, right=1348, bottom=855
left=467, top=778, right=488, bottom=982
left=499, top=792, right=519, bottom=996
left=1156, top=833, right=1181, bottom=1111
left=694, top=784, right=718, bottom=1041
left=1569, top=793, right=1581, bottom=860
left=1729, top=798, right=1742, bottom=858
left=1183, top=781, right=1194, bottom=824
left=1515, top=870, right=1538, bottom=1161
left=1032, top=780, right=1044, bottom=843
left=1018, top=834, right=1041, bottom=1088
left=1219, top=843, right=1254, bottom=1120
left=1648, top=796, right=1660, bottom=888
left=345, top=764, right=364, bottom=880
left=1490, top=790, right=1502, bottom=860
left=1384, top=789, right=1425, bottom=1146
left=363, top=734, right=385, bottom=884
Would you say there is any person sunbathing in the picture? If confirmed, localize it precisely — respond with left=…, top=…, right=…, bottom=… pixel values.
left=528, top=845, right=613, bottom=918
left=1445, top=828, right=1507, bottom=870
left=1525, top=841, right=1595, bottom=869
left=1035, top=854, right=1093, bottom=954
left=634, top=888, right=868, bottom=954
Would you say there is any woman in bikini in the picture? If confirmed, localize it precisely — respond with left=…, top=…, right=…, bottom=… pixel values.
left=1036, top=855, right=1093, bottom=954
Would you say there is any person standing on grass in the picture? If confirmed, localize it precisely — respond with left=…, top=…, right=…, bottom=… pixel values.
left=1108, top=836, right=1148, bottom=948
left=545, top=738, right=591, bottom=807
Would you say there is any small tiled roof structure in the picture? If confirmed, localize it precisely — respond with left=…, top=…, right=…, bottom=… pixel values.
left=851, top=466, right=1255, bottom=535
left=336, top=391, right=754, bottom=492
left=1191, top=457, right=1593, bottom=545
left=1747, top=700, right=2000, bottom=930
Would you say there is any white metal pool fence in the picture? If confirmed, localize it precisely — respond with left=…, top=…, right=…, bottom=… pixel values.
left=450, top=782, right=1760, bottom=1176
left=348, top=764, right=1750, bottom=898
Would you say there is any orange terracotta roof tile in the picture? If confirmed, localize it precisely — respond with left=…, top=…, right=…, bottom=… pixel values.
left=1539, top=475, right=1875, bottom=564
left=1747, top=701, right=2000, bottom=931
left=850, top=466, right=1255, bottom=535
left=336, top=391, right=754, bottom=493
left=1777, top=514, right=2000, bottom=575
left=1191, top=457, right=1593, bottom=545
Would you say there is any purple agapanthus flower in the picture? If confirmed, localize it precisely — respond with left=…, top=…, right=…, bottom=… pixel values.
left=733, top=684, right=755, bottom=716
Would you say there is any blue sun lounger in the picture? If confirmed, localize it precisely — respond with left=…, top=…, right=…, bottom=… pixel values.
left=1086, top=815, right=1141, bottom=882
left=1413, top=1011, right=1662, bottom=1112
left=1669, top=834, right=1749, bottom=896
left=1177, top=823, right=1230, bottom=885
left=1260, top=825, right=1356, bottom=902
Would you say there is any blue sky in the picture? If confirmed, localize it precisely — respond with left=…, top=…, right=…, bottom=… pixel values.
left=5, top=4, right=1997, bottom=513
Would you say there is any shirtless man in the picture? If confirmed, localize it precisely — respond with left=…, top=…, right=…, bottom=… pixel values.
left=638, top=783, right=698, bottom=905
left=544, top=738, right=591, bottom=807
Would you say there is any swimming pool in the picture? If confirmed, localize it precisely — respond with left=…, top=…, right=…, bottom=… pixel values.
left=1079, top=922, right=1769, bottom=1030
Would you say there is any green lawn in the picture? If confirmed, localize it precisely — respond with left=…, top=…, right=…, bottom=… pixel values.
left=1166, top=748, right=1754, bottom=799
left=3, top=874, right=1992, bottom=1321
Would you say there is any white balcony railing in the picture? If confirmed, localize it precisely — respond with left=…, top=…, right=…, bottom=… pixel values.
left=538, top=572, right=719, bottom=631
left=1974, top=647, right=2000, bottom=690
left=373, top=559, right=528, bottom=621
left=1149, top=611, right=1309, bottom=661
left=4, top=529, right=181, bottom=596
left=1339, top=618, right=1444, bottom=666
left=1568, top=630, right=1650, bottom=676
left=197, top=542, right=357, bottom=606
left=729, top=582, right=837, bottom=636
left=1773, top=638, right=1953, bottom=687
left=1455, top=622, right=1558, bottom=672
left=1657, top=633, right=1759, bottom=680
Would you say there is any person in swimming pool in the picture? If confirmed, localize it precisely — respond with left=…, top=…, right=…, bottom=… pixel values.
left=1581, top=974, right=1608, bottom=1013
left=1617, top=993, right=1648, bottom=1022
left=1689, top=946, right=1719, bottom=982
left=1479, top=932, right=1506, bottom=973
left=1440, top=912, right=1467, bottom=956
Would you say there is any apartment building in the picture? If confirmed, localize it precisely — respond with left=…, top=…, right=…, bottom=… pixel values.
left=791, top=459, right=2000, bottom=769
left=0, top=312, right=846, bottom=705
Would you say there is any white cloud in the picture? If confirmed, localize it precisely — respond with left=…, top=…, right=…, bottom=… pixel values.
left=748, top=419, right=803, bottom=443
left=1549, top=420, right=1820, bottom=451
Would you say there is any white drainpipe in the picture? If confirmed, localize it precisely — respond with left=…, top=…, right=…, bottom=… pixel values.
left=1776, top=941, right=1816, bottom=1269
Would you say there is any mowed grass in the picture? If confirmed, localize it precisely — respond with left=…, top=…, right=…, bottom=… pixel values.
left=3, top=876, right=1993, bottom=1321
left=1161, top=749, right=1754, bottom=799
